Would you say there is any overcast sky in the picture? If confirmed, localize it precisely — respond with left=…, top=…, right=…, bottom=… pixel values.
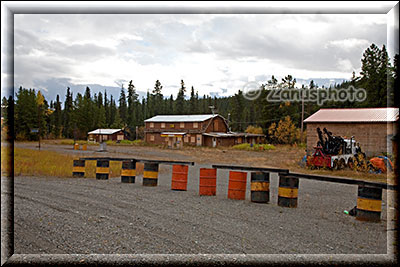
left=9, top=12, right=391, bottom=100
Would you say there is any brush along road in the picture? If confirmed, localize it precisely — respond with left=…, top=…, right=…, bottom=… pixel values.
left=13, top=165, right=395, bottom=254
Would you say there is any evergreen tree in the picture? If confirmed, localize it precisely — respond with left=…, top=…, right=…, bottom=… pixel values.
left=52, top=94, right=62, bottom=138
left=109, top=95, right=116, bottom=127
left=119, top=85, right=127, bottom=124
left=230, top=90, right=245, bottom=131
left=189, top=86, right=197, bottom=114
left=152, top=80, right=164, bottom=115
left=175, top=80, right=186, bottom=114
left=359, top=43, right=390, bottom=107
left=104, top=90, right=110, bottom=127
left=63, top=87, right=74, bottom=138
left=14, top=87, right=38, bottom=140
left=127, top=80, right=139, bottom=134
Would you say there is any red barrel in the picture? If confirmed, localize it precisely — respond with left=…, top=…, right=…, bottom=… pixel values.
left=171, top=165, right=189, bottom=191
left=228, top=171, right=247, bottom=200
left=199, top=168, right=217, bottom=196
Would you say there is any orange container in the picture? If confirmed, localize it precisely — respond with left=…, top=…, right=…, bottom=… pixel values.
left=171, top=165, right=189, bottom=191
left=199, top=168, right=217, bottom=196
left=228, top=171, right=247, bottom=200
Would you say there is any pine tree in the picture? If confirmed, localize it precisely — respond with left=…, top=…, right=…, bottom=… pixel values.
left=104, top=90, right=110, bottom=127
left=63, top=87, right=74, bottom=138
left=189, top=86, right=197, bottom=114
left=175, top=80, right=186, bottom=114
left=153, top=80, right=164, bottom=115
left=52, top=94, right=62, bottom=138
left=119, top=85, right=127, bottom=124
left=127, top=80, right=139, bottom=134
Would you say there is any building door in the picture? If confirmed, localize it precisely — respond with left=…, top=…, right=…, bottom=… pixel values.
left=212, top=137, right=217, bottom=147
left=196, top=134, right=202, bottom=146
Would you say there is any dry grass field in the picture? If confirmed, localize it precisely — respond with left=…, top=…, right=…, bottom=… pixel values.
left=3, top=140, right=396, bottom=186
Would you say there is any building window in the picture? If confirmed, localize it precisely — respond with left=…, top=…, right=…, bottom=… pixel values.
left=170, top=124, right=175, bottom=128
left=180, top=122, right=185, bottom=128
left=193, top=122, right=198, bottom=128
left=150, top=122, right=154, bottom=128
left=184, top=136, right=188, bottom=143
left=161, top=123, right=165, bottom=128
left=103, top=135, right=108, bottom=141
left=150, top=135, right=155, bottom=141
left=191, top=136, right=195, bottom=143
left=117, top=134, right=124, bottom=141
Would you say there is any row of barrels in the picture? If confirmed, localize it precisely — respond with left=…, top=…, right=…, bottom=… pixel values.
left=73, top=159, right=383, bottom=222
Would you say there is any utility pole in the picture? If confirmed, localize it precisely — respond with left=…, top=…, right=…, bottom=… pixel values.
left=36, top=91, right=44, bottom=151
left=300, top=88, right=304, bottom=144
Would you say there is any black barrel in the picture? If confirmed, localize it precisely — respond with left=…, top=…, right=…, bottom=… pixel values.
left=278, top=174, right=299, bottom=208
left=356, top=185, right=382, bottom=222
left=72, top=159, right=85, bottom=177
left=250, top=172, right=270, bottom=203
left=121, top=160, right=136, bottom=183
left=96, top=159, right=109, bottom=180
left=143, top=162, right=159, bottom=186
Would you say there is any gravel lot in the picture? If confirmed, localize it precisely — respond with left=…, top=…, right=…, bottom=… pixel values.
left=13, top=164, right=394, bottom=255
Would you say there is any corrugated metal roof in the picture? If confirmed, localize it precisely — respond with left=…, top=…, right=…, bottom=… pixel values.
left=145, top=114, right=217, bottom=122
left=88, top=129, right=122, bottom=135
left=304, top=107, right=399, bottom=123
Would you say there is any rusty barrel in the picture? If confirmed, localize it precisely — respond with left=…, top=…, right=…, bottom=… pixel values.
left=72, top=159, right=85, bottom=177
left=143, top=162, right=159, bottom=186
left=82, top=144, right=87, bottom=151
left=74, top=143, right=79, bottom=150
left=171, top=164, right=189, bottom=191
left=250, top=172, right=270, bottom=203
left=278, top=174, right=299, bottom=208
left=199, top=168, right=217, bottom=196
left=228, top=171, right=247, bottom=200
left=356, top=185, right=382, bottom=222
left=96, top=159, right=109, bottom=180
left=121, top=160, right=136, bottom=183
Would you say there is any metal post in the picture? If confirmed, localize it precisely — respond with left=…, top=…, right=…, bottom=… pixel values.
left=300, top=88, right=304, bottom=144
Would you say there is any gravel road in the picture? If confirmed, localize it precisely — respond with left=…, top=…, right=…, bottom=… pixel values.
left=13, top=164, right=394, bottom=255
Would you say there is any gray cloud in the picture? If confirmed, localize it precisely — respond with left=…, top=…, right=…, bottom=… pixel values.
left=10, top=13, right=390, bottom=100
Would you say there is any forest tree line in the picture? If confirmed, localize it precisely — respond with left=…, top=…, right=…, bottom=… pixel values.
left=1, top=43, right=398, bottom=143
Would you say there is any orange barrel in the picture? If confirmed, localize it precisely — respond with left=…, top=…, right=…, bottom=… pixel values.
left=74, top=143, right=79, bottom=150
left=72, top=159, right=85, bottom=177
left=96, top=159, right=109, bottom=180
left=228, top=171, right=247, bottom=200
left=121, top=159, right=136, bottom=183
left=278, top=173, right=299, bottom=208
left=143, top=162, right=159, bottom=186
left=171, top=164, right=189, bottom=191
left=250, top=172, right=270, bottom=203
left=82, top=144, right=87, bottom=151
left=199, top=168, right=217, bottom=196
left=356, top=185, right=382, bottom=222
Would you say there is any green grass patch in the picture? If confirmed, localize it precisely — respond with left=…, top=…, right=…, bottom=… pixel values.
left=59, top=139, right=88, bottom=145
left=231, top=143, right=276, bottom=151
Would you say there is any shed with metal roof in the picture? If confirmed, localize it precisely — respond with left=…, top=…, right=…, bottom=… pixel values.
left=304, top=107, right=399, bottom=157
left=87, top=129, right=125, bottom=143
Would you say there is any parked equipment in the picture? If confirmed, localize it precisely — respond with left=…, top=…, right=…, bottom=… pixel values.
left=307, top=127, right=368, bottom=170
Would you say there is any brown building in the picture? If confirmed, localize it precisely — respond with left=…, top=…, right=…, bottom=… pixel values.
left=144, top=114, right=264, bottom=148
left=304, top=107, right=399, bottom=157
left=87, top=129, right=125, bottom=143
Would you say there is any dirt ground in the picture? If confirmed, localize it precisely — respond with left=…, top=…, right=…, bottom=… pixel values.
left=3, top=142, right=397, bottom=264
